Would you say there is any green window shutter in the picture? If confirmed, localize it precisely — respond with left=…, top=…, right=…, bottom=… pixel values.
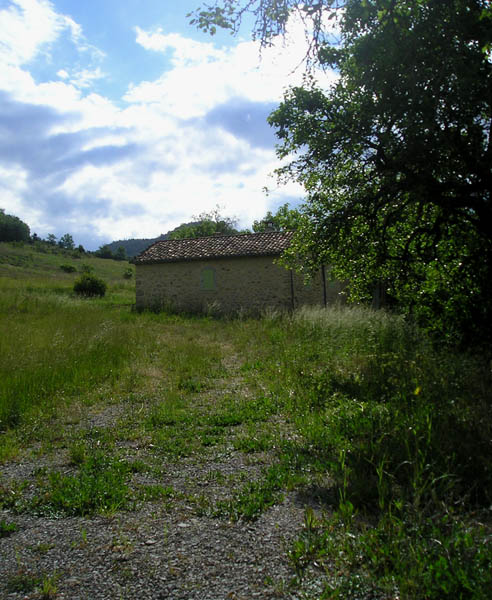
left=201, top=267, right=216, bottom=291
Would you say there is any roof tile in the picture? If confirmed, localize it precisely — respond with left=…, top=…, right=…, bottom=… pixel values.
left=133, top=231, right=294, bottom=264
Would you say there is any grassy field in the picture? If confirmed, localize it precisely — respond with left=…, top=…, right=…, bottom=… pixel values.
left=1, top=241, right=491, bottom=599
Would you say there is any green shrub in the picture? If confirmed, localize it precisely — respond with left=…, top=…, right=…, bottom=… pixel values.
left=59, top=264, right=76, bottom=273
left=73, top=274, right=107, bottom=298
left=80, top=263, right=94, bottom=274
left=123, top=268, right=133, bottom=279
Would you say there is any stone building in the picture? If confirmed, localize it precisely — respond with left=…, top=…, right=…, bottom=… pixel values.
left=133, top=231, right=344, bottom=314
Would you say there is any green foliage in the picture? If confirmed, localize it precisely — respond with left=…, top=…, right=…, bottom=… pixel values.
left=59, top=264, right=76, bottom=273
left=58, top=233, right=75, bottom=250
left=138, top=484, right=177, bottom=502
left=0, top=209, right=30, bottom=242
left=208, top=394, right=274, bottom=426
left=104, top=234, right=168, bottom=259
left=73, top=274, right=107, bottom=297
left=189, top=0, right=323, bottom=53
left=39, top=573, right=58, bottom=599
left=8, top=570, right=59, bottom=600
left=252, top=203, right=302, bottom=232
left=168, top=206, right=240, bottom=239
left=254, top=307, right=491, bottom=507
left=6, top=572, right=41, bottom=594
left=276, top=1, right=492, bottom=348
left=234, top=305, right=492, bottom=596
left=123, top=267, right=133, bottom=279
left=215, top=463, right=290, bottom=521
left=232, top=424, right=276, bottom=453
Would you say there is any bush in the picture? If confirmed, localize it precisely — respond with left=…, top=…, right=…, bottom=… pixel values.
left=123, top=268, right=133, bottom=279
left=60, top=264, right=76, bottom=273
left=80, top=264, right=94, bottom=274
left=73, top=275, right=107, bottom=298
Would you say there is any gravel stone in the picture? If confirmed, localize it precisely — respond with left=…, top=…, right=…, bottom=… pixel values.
left=0, top=448, right=317, bottom=599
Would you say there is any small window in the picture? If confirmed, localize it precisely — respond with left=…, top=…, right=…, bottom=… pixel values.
left=201, top=267, right=216, bottom=291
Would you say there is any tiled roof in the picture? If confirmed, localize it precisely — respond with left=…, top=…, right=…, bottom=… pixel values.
left=133, top=231, right=294, bottom=264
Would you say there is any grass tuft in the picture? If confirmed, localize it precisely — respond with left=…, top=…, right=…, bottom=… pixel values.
left=0, top=519, right=18, bottom=538
left=31, top=449, right=131, bottom=516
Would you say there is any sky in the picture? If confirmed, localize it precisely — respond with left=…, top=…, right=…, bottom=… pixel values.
left=0, top=0, right=336, bottom=250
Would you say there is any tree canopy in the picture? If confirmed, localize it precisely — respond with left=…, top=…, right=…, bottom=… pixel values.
left=192, top=0, right=492, bottom=347
left=114, top=246, right=128, bottom=261
left=58, top=233, right=75, bottom=250
left=252, top=203, right=302, bottom=232
left=0, top=209, right=30, bottom=242
left=168, top=207, right=241, bottom=239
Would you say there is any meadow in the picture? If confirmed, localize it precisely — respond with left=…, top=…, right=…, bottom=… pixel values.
left=0, top=240, right=491, bottom=599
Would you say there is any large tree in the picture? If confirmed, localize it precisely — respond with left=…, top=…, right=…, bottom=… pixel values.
left=192, top=0, right=492, bottom=346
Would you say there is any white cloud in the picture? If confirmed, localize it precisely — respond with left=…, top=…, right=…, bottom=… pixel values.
left=0, top=164, right=48, bottom=232
left=135, top=27, right=224, bottom=66
left=52, top=120, right=292, bottom=243
left=0, top=164, right=28, bottom=210
left=0, top=0, right=60, bottom=66
left=69, top=67, right=106, bottom=89
left=127, top=18, right=337, bottom=120
left=0, top=0, right=105, bottom=108
left=0, top=1, right=323, bottom=248
left=128, top=32, right=292, bottom=119
left=0, top=0, right=85, bottom=68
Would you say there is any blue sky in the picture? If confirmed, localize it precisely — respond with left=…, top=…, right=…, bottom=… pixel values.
left=0, top=0, right=336, bottom=249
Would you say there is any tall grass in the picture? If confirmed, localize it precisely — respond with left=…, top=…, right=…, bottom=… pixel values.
left=233, top=306, right=492, bottom=598
left=0, top=288, right=142, bottom=431
left=237, top=305, right=492, bottom=505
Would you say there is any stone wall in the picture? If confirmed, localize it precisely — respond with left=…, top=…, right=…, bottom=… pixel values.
left=135, top=256, right=345, bottom=313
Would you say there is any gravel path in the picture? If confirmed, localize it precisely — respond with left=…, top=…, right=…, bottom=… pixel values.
left=0, top=359, right=323, bottom=599
left=1, top=486, right=308, bottom=599
left=3, top=303, right=490, bottom=600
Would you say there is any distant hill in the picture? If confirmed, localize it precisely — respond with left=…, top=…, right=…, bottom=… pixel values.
left=105, top=221, right=208, bottom=258
left=105, top=234, right=168, bottom=259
